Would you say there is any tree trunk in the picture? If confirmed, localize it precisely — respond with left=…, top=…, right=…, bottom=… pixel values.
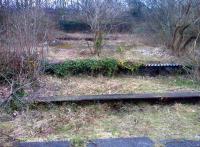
left=94, top=31, right=103, bottom=56
left=171, top=24, right=190, bottom=55
left=181, top=36, right=196, bottom=51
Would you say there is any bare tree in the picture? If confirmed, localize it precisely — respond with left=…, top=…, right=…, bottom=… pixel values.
left=146, top=0, right=200, bottom=55
left=77, top=0, right=123, bottom=56
left=171, top=0, right=200, bottom=54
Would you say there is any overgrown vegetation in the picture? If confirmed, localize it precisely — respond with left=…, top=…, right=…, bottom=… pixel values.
left=0, top=0, right=200, bottom=145
left=0, top=8, right=50, bottom=111
left=1, top=102, right=200, bottom=146
left=118, top=60, right=144, bottom=74
left=45, top=58, right=187, bottom=77
left=45, top=58, right=149, bottom=77
left=46, top=58, right=118, bottom=77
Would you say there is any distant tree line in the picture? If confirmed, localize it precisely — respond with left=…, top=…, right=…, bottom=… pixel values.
left=0, top=0, right=199, bottom=53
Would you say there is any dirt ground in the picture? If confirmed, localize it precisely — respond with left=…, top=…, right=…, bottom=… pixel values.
left=47, top=33, right=180, bottom=64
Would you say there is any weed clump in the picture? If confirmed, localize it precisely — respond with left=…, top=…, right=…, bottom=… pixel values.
left=118, top=60, right=144, bottom=74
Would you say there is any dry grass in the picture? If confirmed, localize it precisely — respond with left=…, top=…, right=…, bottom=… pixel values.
left=36, top=75, right=200, bottom=97
left=47, top=33, right=180, bottom=63
left=54, top=42, right=72, bottom=49
left=0, top=102, right=200, bottom=146
left=1, top=33, right=199, bottom=147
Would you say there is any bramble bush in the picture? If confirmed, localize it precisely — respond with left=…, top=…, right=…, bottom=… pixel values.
left=0, top=8, right=50, bottom=112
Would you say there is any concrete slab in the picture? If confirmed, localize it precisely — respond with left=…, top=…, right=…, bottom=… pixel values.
left=87, top=137, right=154, bottom=147
left=33, top=91, right=200, bottom=102
left=162, top=139, right=200, bottom=147
left=16, top=141, right=71, bottom=147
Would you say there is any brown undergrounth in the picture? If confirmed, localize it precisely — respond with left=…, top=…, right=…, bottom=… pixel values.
left=0, top=102, right=200, bottom=145
left=36, top=75, right=200, bottom=97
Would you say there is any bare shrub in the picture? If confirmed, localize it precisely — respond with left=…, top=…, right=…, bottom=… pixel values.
left=0, top=8, right=50, bottom=111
